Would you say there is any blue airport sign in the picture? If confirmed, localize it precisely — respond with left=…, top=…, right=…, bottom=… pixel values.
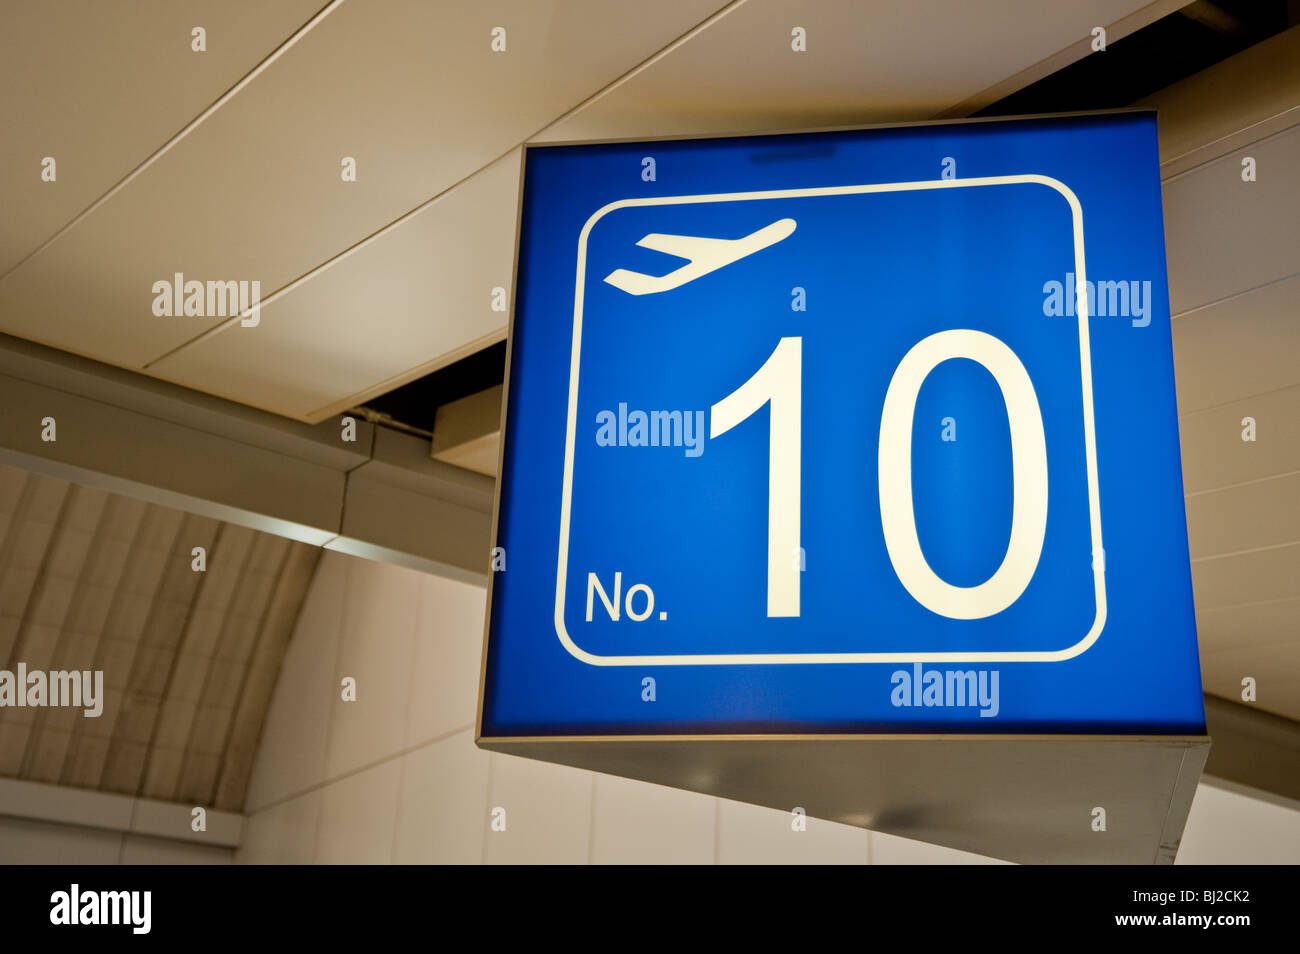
left=480, top=111, right=1205, bottom=737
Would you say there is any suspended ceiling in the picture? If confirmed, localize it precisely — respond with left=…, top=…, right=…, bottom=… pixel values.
left=0, top=0, right=1180, bottom=423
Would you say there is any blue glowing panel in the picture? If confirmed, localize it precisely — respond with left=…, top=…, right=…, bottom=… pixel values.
left=481, top=111, right=1205, bottom=736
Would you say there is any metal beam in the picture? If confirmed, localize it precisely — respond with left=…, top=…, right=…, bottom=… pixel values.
left=330, top=426, right=492, bottom=583
left=0, top=333, right=489, bottom=579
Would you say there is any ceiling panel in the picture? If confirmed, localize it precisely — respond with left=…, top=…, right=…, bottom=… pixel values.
left=1191, top=543, right=1300, bottom=611
left=1201, top=644, right=1300, bottom=723
left=1178, top=384, right=1300, bottom=494
left=0, top=0, right=728, bottom=373
left=0, top=0, right=326, bottom=277
left=1162, top=122, right=1300, bottom=315
left=1186, top=472, right=1300, bottom=559
left=1145, top=39, right=1300, bottom=727
left=1, top=1, right=1174, bottom=421
left=1172, top=272, right=1300, bottom=414
left=1198, top=597, right=1300, bottom=655
left=534, top=0, right=1157, bottom=143
left=1139, top=24, right=1300, bottom=173
left=148, top=151, right=521, bottom=421
left=142, top=0, right=1170, bottom=421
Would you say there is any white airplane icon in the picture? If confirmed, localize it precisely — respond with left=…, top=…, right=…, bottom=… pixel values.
left=603, top=217, right=797, bottom=296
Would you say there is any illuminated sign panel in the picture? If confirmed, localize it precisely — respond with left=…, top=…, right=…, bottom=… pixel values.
left=481, top=111, right=1205, bottom=737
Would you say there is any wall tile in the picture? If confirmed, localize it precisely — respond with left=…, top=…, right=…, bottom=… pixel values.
left=405, top=573, right=486, bottom=745
left=591, top=773, right=716, bottom=865
left=484, top=753, right=592, bottom=865
left=1177, top=782, right=1300, bottom=865
left=237, top=789, right=322, bottom=865
left=393, top=730, right=489, bottom=864
left=324, top=556, right=420, bottom=779
left=244, top=551, right=347, bottom=811
left=315, top=759, right=401, bottom=865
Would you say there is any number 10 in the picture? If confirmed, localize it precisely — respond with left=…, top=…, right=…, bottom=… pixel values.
left=710, top=331, right=1048, bottom=622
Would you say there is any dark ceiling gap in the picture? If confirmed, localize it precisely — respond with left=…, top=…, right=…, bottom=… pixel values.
left=976, top=0, right=1297, bottom=117
left=357, top=340, right=505, bottom=438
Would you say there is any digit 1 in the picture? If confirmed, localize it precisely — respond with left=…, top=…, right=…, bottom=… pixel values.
left=710, top=337, right=802, bottom=618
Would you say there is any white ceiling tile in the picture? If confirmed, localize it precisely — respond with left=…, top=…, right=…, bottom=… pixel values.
left=0, top=0, right=326, bottom=275
left=1191, top=542, right=1300, bottom=611
left=0, top=0, right=727, bottom=371
left=1179, top=384, right=1300, bottom=494
left=1186, top=472, right=1300, bottom=559
left=1198, top=597, right=1300, bottom=655
left=1172, top=271, right=1300, bottom=414
left=148, top=150, right=520, bottom=420
left=1202, top=644, right=1300, bottom=723
left=1163, top=122, right=1300, bottom=315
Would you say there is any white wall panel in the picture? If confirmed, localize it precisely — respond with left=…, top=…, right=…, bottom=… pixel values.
left=238, top=542, right=1300, bottom=864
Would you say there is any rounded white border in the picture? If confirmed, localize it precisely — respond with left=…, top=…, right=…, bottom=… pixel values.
left=553, top=175, right=1106, bottom=665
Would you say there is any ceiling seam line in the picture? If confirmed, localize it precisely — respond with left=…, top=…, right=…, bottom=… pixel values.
left=1159, top=104, right=1300, bottom=183
left=138, top=154, right=506, bottom=368
left=170, top=526, right=266, bottom=805
left=1186, top=469, right=1300, bottom=498
left=132, top=517, right=225, bottom=803
left=1199, top=594, right=1300, bottom=612
left=50, top=488, right=119, bottom=787
left=1171, top=266, right=1300, bottom=321
left=1178, top=379, right=1300, bottom=416
left=0, top=0, right=348, bottom=289
left=97, top=504, right=180, bottom=795
left=1189, top=539, right=1300, bottom=563
left=1202, top=640, right=1300, bottom=656
left=13, top=483, right=81, bottom=780
left=140, top=0, right=754, bottom=372
left=67, top=494, right=143, bottom=789
left=3, top=478, right=76, bottom=670
left=87, top=498, right=155, bottom=794
left=0, top=470, right=44, bottom=672
left=527, top=0, right=752, bottom=138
